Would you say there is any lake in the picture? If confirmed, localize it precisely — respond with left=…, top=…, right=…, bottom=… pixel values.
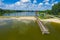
left=0, top=19, right=41, bottom=40
left=0, top=19, right=60, bottom=40
left=3, top=12, right=38, bottom=16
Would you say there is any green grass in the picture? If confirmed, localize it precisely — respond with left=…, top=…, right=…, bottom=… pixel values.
left=0, top=20, right=60, bottom=40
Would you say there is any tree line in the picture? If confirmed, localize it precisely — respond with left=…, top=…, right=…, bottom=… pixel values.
left=0, top=9, right=29, bottom=16
left=0, top=9, right=18, bottom=16
left=0, top=2, right=60, bottom=16
left=47, top=2, right=60, bottom=15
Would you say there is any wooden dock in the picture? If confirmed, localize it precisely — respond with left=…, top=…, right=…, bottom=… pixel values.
left=36, top=17, right=50, bottom=34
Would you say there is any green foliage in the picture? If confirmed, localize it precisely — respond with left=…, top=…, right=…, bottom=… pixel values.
left=46, top=10, right=52, bottom=15
left=52, top=2, right=60, bottom=15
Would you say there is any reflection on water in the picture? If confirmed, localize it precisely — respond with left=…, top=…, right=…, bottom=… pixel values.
left=3, top=12, right=36, bottom=16
left=0, top=19, right=60, bottom=40
left=0, top=19, right=40, bottom=40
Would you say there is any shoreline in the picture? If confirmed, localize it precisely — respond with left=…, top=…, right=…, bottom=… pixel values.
left=41, top=18, right=60, bottom=23
left=0, top=17, right=60, bottom=23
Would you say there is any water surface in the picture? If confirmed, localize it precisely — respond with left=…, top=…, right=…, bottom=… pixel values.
left=3, top=12, right=36, bottom=16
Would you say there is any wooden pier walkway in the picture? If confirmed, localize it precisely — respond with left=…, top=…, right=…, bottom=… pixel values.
left=36, top=17, right=50, bottom=34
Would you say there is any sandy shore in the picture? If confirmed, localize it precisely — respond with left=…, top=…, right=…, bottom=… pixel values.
left=41, top=18, right=60, bottom=23
left=0, top=17, right=36, bottom=20
left=0, top=17, right=60, bottom=23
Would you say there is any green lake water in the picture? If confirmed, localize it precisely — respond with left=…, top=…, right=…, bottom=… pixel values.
left=0, top=19, right=41, bottom=40
left=0, top=19, right=60, bottom=40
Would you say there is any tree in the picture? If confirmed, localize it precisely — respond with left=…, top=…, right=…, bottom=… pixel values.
left=52, top=2, right=60, bottom=15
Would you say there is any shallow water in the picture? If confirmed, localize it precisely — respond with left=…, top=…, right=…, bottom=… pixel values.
left=0, top=11, right=60, bottom=40
left=0, top=19, right=60, bottom=40
left=0, top=19, right=41, bottom=40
